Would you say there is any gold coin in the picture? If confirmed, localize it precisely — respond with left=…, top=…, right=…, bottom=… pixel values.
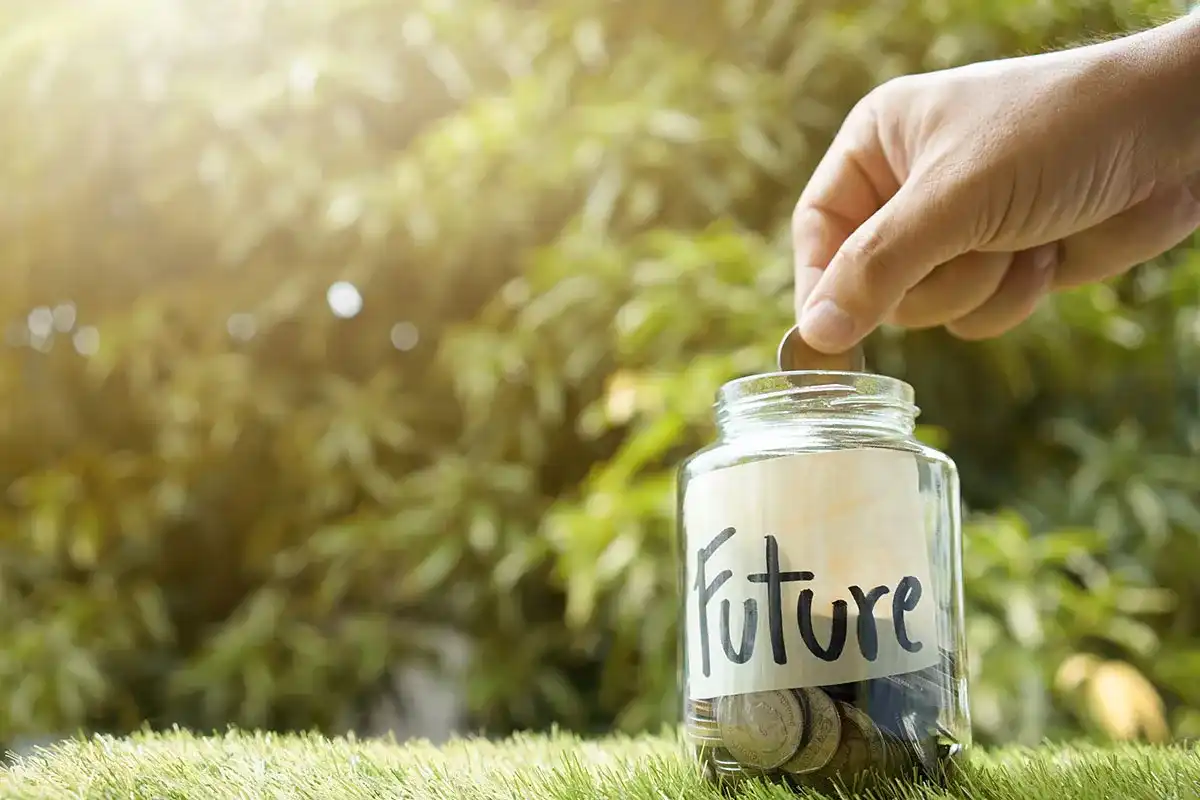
left=782, top=688, right=841, bottom=775
left=776, top=324, right=865, bottom=373
left=714, top=690, right=806, bottom=770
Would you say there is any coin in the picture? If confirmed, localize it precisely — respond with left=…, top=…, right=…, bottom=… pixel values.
left=812, top=701, right=888, bottom=782
left=686, top=708, right=723, bottom=743
left=687, top=721, right=722, bottom=743
left=782, top=688, right=841, bottom=775
left=714, top=690, right=806, bottom=770
left=710, top=745, right=769, bottom=779
left=898, top=712, right=936, bottom=776
left=826, top=702, right=873, bottom=776
left=884, top=734, right=913, bottom=777
left=776, top=324, right=865, bottom=373
left=843, top=703, right=888, bottom=768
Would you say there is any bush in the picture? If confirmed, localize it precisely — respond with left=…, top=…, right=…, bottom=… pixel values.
left=0, top=0, right=1195, bottom=750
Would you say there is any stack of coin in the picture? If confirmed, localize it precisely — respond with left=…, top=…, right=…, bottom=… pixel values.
left=685, top=673, right=958, bottom=793
left=781, top=688, right=842, bottom=777
left=795, top=700, right=891, bottom=791
left=685, top=698, right=720, bottom=742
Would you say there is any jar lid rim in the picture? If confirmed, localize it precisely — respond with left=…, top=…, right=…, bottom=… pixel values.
left=716, top=370, right=916, bottom=408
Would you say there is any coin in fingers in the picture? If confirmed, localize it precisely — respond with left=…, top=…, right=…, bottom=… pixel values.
left=777, top=324, right=865, bottom=373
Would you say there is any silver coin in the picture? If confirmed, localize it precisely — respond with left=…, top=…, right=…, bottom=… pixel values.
left=884, top=734, right=912, bottom=777
left=841, top=703, right=888, bottom=770
left=782, top=688, right=841, bottom=774
left=812, top=701, right=887, bottom=780
left=714, top=690, right=806, bottom=770
left=899, top=713, right=937, bottom=775
left=686, top=699, right=719, bottom=738
left=709, top=746, right=766, bottom=777
left=687, top=716, right=723, bottom=743
left=687, top=722, right=722, bottom=743
left=776, top=324, right=865, bottom=373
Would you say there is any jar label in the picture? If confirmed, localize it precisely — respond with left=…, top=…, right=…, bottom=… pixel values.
left=683, top=448, right=939, bottom=699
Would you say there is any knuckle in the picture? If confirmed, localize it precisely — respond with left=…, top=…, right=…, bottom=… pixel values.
left=790, top=202, right=816, bottom=240
left=867, top=75, right=917, bottom=108
left=839, top=225, right=889, bottom=274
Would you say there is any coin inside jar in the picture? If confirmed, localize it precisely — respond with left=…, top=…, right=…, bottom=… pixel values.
left=841, top=703, right=888, bottom=770
left=899, top=713, right=938, bottom=776
left=686, top=698, right=722, bottom=742
left=810, top=701, right=887, bottom=781
left=782, top=688, right=841, bottom=775
left=714, top=690, right=806, bottom=770
left=776, top=324, right=866, bottom=373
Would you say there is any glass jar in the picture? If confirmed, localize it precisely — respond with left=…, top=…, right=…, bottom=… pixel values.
left=677, top=370, right=971, bottom=794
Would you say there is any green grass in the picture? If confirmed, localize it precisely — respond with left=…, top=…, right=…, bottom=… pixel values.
left=0, top=729, right=1197, bottom=799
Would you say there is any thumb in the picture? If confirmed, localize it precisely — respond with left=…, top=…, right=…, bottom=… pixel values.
left=797, top=175, right=977, bottom=353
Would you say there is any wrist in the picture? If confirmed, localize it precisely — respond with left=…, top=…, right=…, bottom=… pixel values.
left=1099, top=13, right=1200, bottom=176
left=1155, top=13, right=1200, bottom=173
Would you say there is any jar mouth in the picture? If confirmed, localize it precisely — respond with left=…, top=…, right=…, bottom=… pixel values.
left=716, top=370, right=917, bottom=417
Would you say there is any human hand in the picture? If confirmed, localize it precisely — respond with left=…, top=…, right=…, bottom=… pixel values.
left=791, top=15, right=1200, bottom=353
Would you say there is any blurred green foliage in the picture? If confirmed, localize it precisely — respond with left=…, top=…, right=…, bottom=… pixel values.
left=0, top=0, right=1197, bottom=752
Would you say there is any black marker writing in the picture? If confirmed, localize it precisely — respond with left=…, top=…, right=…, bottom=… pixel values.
left=692, top=527, right=927, bottom=671
left=747, top=535, right=813, bottom=665
left=849, top=584, right=890, bottom=662
left=797, top=590, right=848, bottom=661
left=694, top=527, right=736, bottom=678
left=720, top=598, right=757, bottom=663
left=892, top=575, right=924, bottom=653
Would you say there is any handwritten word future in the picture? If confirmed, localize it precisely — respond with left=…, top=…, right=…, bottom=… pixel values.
left=693, top=527, right=925, bottom=679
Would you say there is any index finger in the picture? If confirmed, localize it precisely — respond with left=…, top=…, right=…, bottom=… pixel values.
left=791, top=101, right=900, bottom=319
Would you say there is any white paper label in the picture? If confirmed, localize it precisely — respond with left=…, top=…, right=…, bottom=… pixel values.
left=684, top=448, right=938, bottom=699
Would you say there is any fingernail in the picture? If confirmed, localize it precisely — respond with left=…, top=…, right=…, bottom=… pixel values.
left=799, top=298, right=857, bottom=352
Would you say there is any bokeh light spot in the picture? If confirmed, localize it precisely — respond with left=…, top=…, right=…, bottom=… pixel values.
left=327, top=282, right=363, bottom=319
left=73, top=326, right=99, bottom=356
left=52, top=303, right=76, bottom=332
left=390, top=321, right=419, bottom=351
left=27, top=307, right=53, bottom=338
left=227, top=313, right=257, bottom=342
